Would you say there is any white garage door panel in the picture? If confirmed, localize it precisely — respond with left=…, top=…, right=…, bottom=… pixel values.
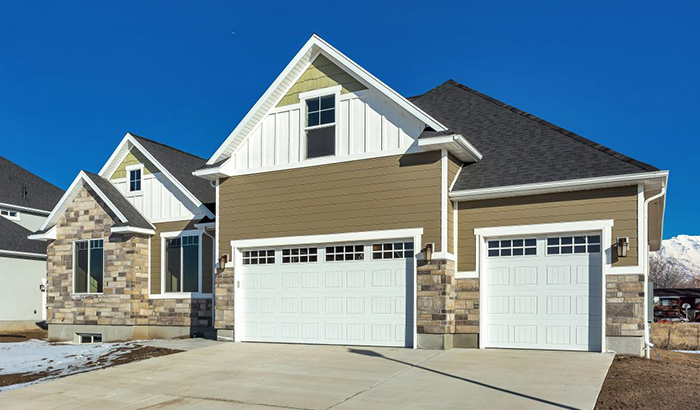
left=484, top=234, right=602, bottom=352
left=239, top=243, right=414, bottom=347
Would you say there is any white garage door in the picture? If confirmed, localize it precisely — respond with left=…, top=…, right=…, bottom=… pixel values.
left=237, top=240, right=414, bottom=347
left=483, top=233, right=603, bottom=351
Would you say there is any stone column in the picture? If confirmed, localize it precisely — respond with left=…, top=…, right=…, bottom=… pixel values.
left=416, top=259, right=456, bottom=349
left=454, top=277, right=480, bottom=348
left=214, top=267, right=235, bottom=341
left=606, top=274, right=645, bottom=356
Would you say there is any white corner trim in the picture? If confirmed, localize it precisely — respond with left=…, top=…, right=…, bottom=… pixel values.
left=451, top=171, right=670, bottom=202
left=431, top=251, right=456, bottom=261
left=0, top=249, right=47, bottom=259
left=110, top=226, right=156, bottom=235
left=474, top=219, right=614, bottom=238
left=441, top=149, right=448, bottom=254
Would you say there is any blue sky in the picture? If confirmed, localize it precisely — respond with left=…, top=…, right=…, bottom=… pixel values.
left=0, top=1, right=697, bottom=238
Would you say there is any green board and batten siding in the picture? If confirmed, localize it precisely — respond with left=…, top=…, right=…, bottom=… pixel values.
left=276, top=54, right=367, bottom=108
left=110, top=150, right=158, bottom=180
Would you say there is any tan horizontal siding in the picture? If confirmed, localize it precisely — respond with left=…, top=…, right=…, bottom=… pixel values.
left=457, top=186, right=639, bottom=272
left=218, top=152, right=442, bottom=258
left=151, top=221, right=214, bottom=294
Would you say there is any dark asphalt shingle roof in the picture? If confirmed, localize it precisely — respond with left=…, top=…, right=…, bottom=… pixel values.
left=0, top=216, right=46, bottom=255
left=83, top=171, right=154, bottom=230
left=131, top=134, right=215, bottom=205
left=410, top=80, right=658, bottom=191
left=0, top=156, right=64, bottom=212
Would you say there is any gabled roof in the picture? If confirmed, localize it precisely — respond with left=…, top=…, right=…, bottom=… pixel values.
left=99, top=133, right=215, bottom=211
left=129, top=134, right=215, bottom=204
left=0, top=216, right=47, bottom=256
left=205, top=34, right=447, bottom=165
left=410, top=80, right=660, bottom=192
left=0, top=155, right=63, bottom=213
left=37, top=171, right=154, bottom=235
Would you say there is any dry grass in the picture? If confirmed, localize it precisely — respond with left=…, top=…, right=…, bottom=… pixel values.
left=650, top=322, right=700, bottom=350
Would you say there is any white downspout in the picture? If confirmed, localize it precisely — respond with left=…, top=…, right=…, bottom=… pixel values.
left=643, top=180, right=667, bottom=359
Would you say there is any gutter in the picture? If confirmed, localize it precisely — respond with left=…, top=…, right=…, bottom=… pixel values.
left=643, top=177, right=668, bottom=359
left=450, top=170, right=670, bottom=201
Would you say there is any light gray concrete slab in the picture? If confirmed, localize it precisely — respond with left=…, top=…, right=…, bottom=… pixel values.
left=136, top=338, right=220, bottom=351
left=0, top=343, right=613, bottom=410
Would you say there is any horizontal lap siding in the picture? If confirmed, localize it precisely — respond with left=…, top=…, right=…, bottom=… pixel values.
left=457, top=186, right=639, bottom=272
left=151, top=221, right=214, bottom=294
left=219, top=152, right=442, bottom=258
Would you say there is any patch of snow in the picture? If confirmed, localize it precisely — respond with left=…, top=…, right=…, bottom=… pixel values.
left=674, top=350, right=700, bottom=355
left=0, top=340, right=139, bottom=391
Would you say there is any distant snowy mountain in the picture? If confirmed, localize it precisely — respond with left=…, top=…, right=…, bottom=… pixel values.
left=653, top=235, right=700, bottom=280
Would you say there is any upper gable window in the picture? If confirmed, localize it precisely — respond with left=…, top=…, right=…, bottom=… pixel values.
left=305, top=94, right=336, bottom=158
left=128, top=167, right=142, bottom=193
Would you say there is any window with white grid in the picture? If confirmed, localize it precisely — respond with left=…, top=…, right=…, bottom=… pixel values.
left=282, top=247, right=318, bottom=263
left=372, top=242, right=414, bottom=260
left=325, top=245, right=364, bottom=262
left=242, top=249, right=275, bottom=265
left=547, top=235, right=601, bottom=255
left=487, top=238, right=537, bottom=257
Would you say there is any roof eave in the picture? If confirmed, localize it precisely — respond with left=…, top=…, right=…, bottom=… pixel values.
left=418, top=134, right=482, bottom=163
left=450, top=171, right=670, bottom=202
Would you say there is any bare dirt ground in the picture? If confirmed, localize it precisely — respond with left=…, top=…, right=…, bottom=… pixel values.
left=0, top=344, right=180, bottom=388
left=0, top=329, right=48, bottom=343
left=596, top=350, right=700, bottom=409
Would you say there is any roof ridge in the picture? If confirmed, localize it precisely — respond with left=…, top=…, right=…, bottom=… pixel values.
left=129, top=133, right=207, bottom=161
left=443, top=80, right=658, bottom=172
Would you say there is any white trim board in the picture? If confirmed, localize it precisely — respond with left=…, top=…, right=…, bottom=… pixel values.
left=0, top=202, right=51, bottom=216
left=0, top=249, right=47, bottom=259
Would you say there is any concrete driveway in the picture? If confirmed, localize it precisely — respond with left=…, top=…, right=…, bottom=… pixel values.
left=0, top=343, right=612, bottom=410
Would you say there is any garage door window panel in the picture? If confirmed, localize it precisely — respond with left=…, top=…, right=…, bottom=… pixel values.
left=326, top=245, right=364, bottom=261
left=282, top=247, right=318, bottom=263
left=372, top=242, right=414, bottom=260
left=547, top=235, right=601, bottom=255
left=243, top=249, right=275, bottom=265
left=487, top=238, right=536, bottom=257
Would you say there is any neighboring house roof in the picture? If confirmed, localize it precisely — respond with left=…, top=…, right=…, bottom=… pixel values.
left=129, top=134, right=215, bottom=205
left=82, top=171, right=153, bottom=230
left=0, top=216, right=46, bottom=256
left=0, top=155, right=64, bottom=212
left=654, top=288, right=700, bottom=298
left=410, top=80, right=659, bottom=192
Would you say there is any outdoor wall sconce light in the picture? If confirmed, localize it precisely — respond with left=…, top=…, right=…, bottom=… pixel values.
left=424, top=243, right=434, bottom=262
left=218, top=254, right=229, bottom=270
left=615, top=237, right=629, bottom=258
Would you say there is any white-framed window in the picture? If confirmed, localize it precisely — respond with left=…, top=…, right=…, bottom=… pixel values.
left=74, top=239, right=104, bottom=294
left=372, top=242, right=414, bottom=260
left=0, top=208, right=19, bottom=220
left=282, top=247, right=318, bottom=264
left=127, top=165, right=143, bottom=193
left=303, top=89, right=337, bottom=159
left=326, top=244, right=364, bottom=262
left=487, top=238, right=537, bottom=257
left=78, top=333, right=102, bottom=344
left=164, top=234, right=200, bottom=293
left=242, top=249, right=275, bottom=265
left=546, top=235, right=601, bottom=255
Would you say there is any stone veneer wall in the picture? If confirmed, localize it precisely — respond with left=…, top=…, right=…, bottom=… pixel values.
left=416, top=259, right=455, bottom=348
left=47, top=185, right=211, bottom=334
left=454, top=278, right=479, bottom=336
left=214, top=267, right=235, bottom=336
left=606, top=274, right=645, bottom=337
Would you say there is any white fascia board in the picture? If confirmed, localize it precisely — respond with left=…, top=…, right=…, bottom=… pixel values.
left=418, top=134, right=483, bottom=162
left=450, top=171, right=670, bottom=202
left=0, top=249, right=47, bottom=259
left=110, top=226, right=156, bottom=235
left=474, top=219, right=614, bottom=238
left=98, top=133, right=132, bottom=177
left=28, top=225, right=57, bottom=241
left=0, top=202, right=51, bottom=216
left=206, top=34, right=447, bottom=165
left=194, top=222, right=216, bottom=230
left=192, top=166, right=229, bottom=179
